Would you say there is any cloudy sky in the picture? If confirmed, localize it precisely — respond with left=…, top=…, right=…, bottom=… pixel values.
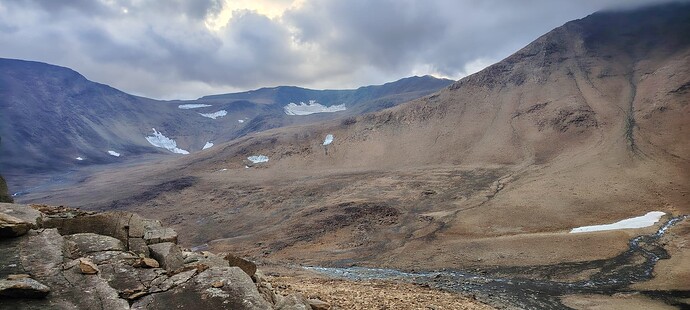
left=0, top=0, right=680, bottom=99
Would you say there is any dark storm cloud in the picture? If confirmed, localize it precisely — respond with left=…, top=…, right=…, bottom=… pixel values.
left=0, top=0, right=684, bottom=99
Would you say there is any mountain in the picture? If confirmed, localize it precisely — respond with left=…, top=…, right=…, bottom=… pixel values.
left=11, top=3, right=690, bottom=308
left=0, top=59, right=451, bottom=189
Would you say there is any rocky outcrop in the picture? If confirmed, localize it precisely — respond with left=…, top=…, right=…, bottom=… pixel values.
left=0, top=203, right=320, bottom=309
left=0, top=174, right=12, bottom=203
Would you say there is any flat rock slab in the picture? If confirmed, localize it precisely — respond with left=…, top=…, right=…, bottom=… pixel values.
left=144, top=228, right=178, bottom=245
left=132, top=267, right=271, bottom=310
left=42, top=212, right=132, bottom=243
left=65, top=233, right=126, bottom=257
left=0, top=278, right=50, bottom=299
left=0, top=238, right=25, bottom=279
left=183, top=251, right=229, bottom=268
left=0, top=203, right=42, bottom=227
left=0, top=213, right=32, bottom=238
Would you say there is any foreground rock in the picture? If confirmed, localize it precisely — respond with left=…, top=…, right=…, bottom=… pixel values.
left=0, top=174, right=12, bottom=203
left=0, top=203, right=41, bottom=238
left=0, top=277, right=50, bottom=298
left=0, top=203, right=318, bottom=309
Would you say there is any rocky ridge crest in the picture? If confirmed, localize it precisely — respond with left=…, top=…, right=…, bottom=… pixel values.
left=0, top=203, right=328, bottom=310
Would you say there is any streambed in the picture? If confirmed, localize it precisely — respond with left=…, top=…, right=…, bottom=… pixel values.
left=306, top=215, right=688, bottom=309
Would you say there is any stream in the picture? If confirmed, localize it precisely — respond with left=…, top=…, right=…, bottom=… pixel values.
left=305, top=215, right=688, bottom=309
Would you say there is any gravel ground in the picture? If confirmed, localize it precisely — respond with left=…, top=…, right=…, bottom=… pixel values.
left=268, top=275, right=495, bottom=310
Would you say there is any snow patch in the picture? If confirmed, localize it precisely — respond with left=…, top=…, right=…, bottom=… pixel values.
left=178, top=104, right=212, bottom=109
left=570, top=211, right=666, bottom=233
left=323, top=134, right=334, bottom=146
left=283, top=100, right=346, bottom=116
left=238, top=119, right=244, bottom=123
left=75, top=157, right=84, bottom=161
left=145, top=128, right=190, bottom=154
left=203, top=142, right=214, bottom=150
left=247, top=155, right=269, bottom=164
left=199, top=110, right=227, bottom=119
left=107, top=151, right=121, bottom=157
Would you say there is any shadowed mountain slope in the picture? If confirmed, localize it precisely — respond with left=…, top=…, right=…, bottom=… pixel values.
left=0, top=59, right=451, bottom=189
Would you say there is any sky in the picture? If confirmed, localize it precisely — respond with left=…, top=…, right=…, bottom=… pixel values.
left=0, top=0, right=681, bottom=100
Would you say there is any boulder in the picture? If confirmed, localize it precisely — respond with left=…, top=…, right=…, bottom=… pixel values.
left=275, top=293, right=312, bottom=310
left=41, top=212, right=132, bottom=243
left=128, top=237, right=150, bottom=257
left=308, top=298, right=331, bottom=310
left=126, top=214, right=148, bottom=238
left=19, top=229, right=65, bottom=279
left=143, top=228, right=178, bottom=245
left=78, top=258, right=99, bottom=274
left=0, top=278, right=50, bottom=298
left=99, top=262, right=158, bottom=294
left=148, top=242, right=184, bottom=271
left=0, top=212, right=32, bottom=238
left=65, top=233, right=126, bottom=257
left=149, top=269, right=197, bottom=292
left=257, top=282, right=278, bottom=305
left=224, top=253, right=257, bottom=277
left=134, top=257, right=160, bottom=268
left=132, top=267, right=272, bottom=310
left=182, top=251, right=229, bottom=268
left=0, top=203, right=42, bottom=227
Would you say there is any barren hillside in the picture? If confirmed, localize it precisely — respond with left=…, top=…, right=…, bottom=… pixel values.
left=16, top=4, right=690, bottom=309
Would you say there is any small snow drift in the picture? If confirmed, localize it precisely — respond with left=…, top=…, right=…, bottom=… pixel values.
left=323, top=134, right=334, bottom=146
left=75, top=157, right=84, bottom=161
left=247, top=155, right=269, bottom=164
left=145, top=128, right=190, bottom=155
left=199, top=110, right=227, bottom=119
left=178, top=104, right=212, bottom=109
left=203, top=142, right=213, bottom=150
left=283, top=100, right=346, bottom=116
left=107, top=151, right=121, bottom=157
left=570, top=211, right=666, bottom=233
left=238, top=119, right=244, bottom=123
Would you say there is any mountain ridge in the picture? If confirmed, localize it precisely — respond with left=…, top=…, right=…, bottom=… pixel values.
left=0, top=58, right=452, bottom=190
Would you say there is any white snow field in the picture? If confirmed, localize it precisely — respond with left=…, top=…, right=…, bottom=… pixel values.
left=107, top=151, right=121, bottom=157
left=199, top=110, right=227, bottom=119
left=178, top=104, right=212, bottom=109
left=570, top=211, right=666, bottom=233
left=283, top=100, right=346, bottom=115
left=145, top=128, right=190, bottom=154
left=323, top=134, right=334, bottom=146
left=75, top=157, right=84, bottom=161
left=247, top=155, right=269, bottom=163
left=203, top=142, right=214, bottom=150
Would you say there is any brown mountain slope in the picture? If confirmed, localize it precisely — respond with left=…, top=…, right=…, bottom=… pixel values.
left=20, top=3, right=690, bottom=292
